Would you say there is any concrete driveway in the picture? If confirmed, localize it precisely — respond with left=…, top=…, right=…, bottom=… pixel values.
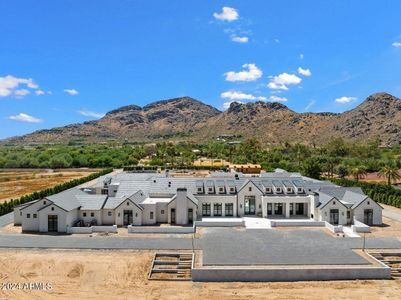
left=382, top=204, right=401, bottom=223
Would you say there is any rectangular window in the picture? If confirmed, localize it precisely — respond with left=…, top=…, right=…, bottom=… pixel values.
left=274, top=203, right=283, bottom=215
left=150, top=212, right=154, bottom=219
left=219, top=187, right=224, bottom=193
left=208, top=187, right=213, bottom=193
left=297, top=187, right=304, bottom=193
left=225, top=203, right=234, bottom=216
left=197, top=187, right=203, bottom=193
left=27, top=214, right=30, bottom=218
left=249, top=186, right=252, bottom=192
left=266, top=188, right=271, bottom=193
left=202, top=203, right=211, bottom=216
left=276, top=187, right=282, bottom=193
left=91, top=212, right=94, bottom=217
left=108, top=211, right=112, bottom=217
left=83, top=212, right=87, bottom=217
left=230, top=187, right=235, bottom=193
left=214, top=203, right=222, bottom=216
left=33, top=214, right=37, bottom=218
left=347, top=211, right=351, bottom=219
left=161, top=210, right=165, bottom=214
left=287, top=188, right=293, bottom=193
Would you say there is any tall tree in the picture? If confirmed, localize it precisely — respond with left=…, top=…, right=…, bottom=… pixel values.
left=350, top=166, right=367, bottom=181
left=378, top=165, right=401, bottom=186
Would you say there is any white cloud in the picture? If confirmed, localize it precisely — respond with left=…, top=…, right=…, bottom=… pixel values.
left=267, top=73, right=302, bottom=90
left=274, top=38, right=280, bottom=43
left=335, top=96, right=357, bottom=104
left=64, top=88, right=79, bottom=96
left=392, top=42, right=401, bottom=48
left=35, top=90, right=45, bottom=95
left=223, top=101, right=243, bottom=110
left=0, top=75, right=39, bottom=97
left=225, top=64, right=262, bottom=82
left=15, top=89, right=30, bottom=96
left=9, top=113, right=42, bottom=123
left=300, top=53, right=304, bottom=59
left=221, top=90, right=266, bottom=101
left=213, top=7, right=239, bottom=22
left=268, top=95, right=288, bottom=102
left=231, top=35, right=249, bottom=43
left=78, top=110, right=105, bottom=118
left=298, top=67, right=312, bottom=77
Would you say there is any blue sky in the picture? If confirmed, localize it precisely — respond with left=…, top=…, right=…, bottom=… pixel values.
left=1, top=1, right=401, bottom=139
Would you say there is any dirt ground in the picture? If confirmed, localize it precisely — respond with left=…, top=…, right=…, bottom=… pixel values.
left=0, top=170, right=96, bottom=203
left=0, top=250, right=400, bottom=300
left=369, top=217, right=401, bottom=238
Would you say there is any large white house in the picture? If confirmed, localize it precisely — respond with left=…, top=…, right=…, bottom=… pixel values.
left=14, top=169, right=383, bottom=233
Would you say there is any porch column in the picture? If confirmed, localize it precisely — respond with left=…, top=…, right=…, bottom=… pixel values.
left=285, top=202, right=290, bottom=218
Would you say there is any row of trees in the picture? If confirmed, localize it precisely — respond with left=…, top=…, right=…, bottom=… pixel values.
left=330, top=178, right=401, bottom=209
left=0, top=168, right=113, bottom=217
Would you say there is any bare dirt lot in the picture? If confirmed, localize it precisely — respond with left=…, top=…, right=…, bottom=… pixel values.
left=0, top=170, right=97, bottom=203
left=0, top=250, right=401, bottom=300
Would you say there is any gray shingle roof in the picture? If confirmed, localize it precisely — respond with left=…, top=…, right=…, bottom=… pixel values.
left=45, top=188, right=87, bottom=211
left=76, top=195, right=108, bottom=210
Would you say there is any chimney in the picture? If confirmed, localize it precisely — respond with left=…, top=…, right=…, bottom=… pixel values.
left=175, top=188, right=188, bottom=225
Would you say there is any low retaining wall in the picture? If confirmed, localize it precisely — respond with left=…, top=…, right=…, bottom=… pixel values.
left=325, top=222, right=343, bottom=233
left=195, top=220, right=245, bottom=227
left=270, top=220, right=325, bottom=227
left=192, top=265, right=391, bottom=282
left=352, top=220, right=370, bottom=233
left=127, top=225, right=195, bottom=234
left=67, top=225, right=117, bottom=234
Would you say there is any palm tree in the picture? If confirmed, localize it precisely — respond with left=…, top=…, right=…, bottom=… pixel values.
left=378, top=165, right=401, bottom=186
left=350, top=166, right=367, bottom=181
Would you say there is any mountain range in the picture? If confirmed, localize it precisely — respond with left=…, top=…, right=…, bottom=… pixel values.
left=4, top=92, right=401, bottom=146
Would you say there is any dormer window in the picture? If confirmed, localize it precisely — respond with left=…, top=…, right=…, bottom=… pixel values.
left=276, top=187, right=282, bottom=193
left=197, top=187, right=203, bottom=193
left=230, top=187, right=235, bottom=193
left=208, top=187, right=213, bottom=193
left=265, top=188, right=271, bottom=193
left=297, top=187, right=304, bottom=193
left=219, top=187, right=224, bottom=193
left=286, top=187, right=293, bottom=193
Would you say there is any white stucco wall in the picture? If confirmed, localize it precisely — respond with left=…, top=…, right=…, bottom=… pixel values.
left=21, top=200, right=50, bottom=232
left=115, top=201, right=142, bottom=226
left=318, top=200, right=348, bottom=225
left=353, top=198, right=382, bottom=225
left=101, top=209, right=115, bottom=225
left=156, top=202, right=168, bottom=223
left=79, top=210, right=102, bottom=225
left=237, top=181, right=263, bottom=217
left=38, top=205, right=69, bottom=233
left=196, top=195, right=237, bottom=217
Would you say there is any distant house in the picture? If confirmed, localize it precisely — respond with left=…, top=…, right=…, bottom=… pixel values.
left=230, top=164, right=261, bottom=174
left=15, top=170, right=383, bottom=233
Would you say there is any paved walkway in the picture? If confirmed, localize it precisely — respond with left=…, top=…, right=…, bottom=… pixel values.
left=243, top=217, right=271, bottom=229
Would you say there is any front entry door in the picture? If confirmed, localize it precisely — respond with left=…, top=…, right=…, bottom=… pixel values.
left=330, top=209, right=339, bottom=225
left=188, top=208, right=193, bottom=224
left=244, top=196, right=256, bottom=215
left=123, top=210, right=133, bottom=225
left=171, top=209, right=176, bottom=224
left=364, top=209, right=373, bottom=225
left=48, top=215, right=58, bottom=232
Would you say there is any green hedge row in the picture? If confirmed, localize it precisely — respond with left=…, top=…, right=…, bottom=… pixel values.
left=0, top=168, right=113, bottom=217
left=329, top=178, right=401, bottom=209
